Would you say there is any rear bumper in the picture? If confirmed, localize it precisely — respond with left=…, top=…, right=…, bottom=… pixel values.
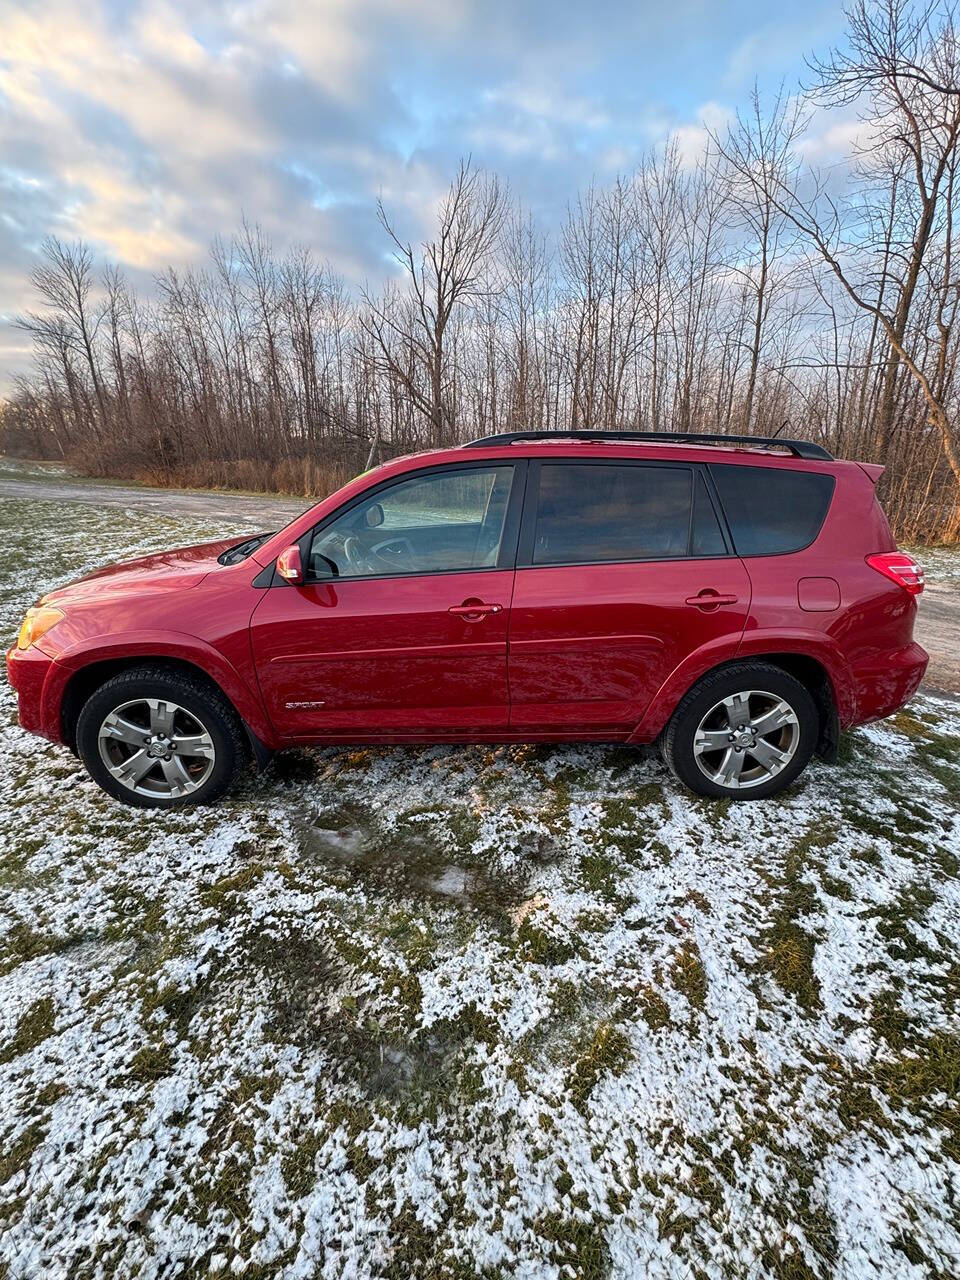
left=848, top=641, right=928, bottom=726
left=5, top=644, right=69, bottom=743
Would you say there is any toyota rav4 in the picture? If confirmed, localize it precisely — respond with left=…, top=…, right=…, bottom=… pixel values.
left=6, top=431, right=928, bottom=807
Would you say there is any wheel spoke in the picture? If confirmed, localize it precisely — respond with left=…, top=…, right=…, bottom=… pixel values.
left=100, top=713, right=147, bottom=747
left=695, top=727, right=732, bottom=753
left=110, top=749, right=157, bottom=785
left=714, top=747, right=745, bottom=785
left=722, top=692, right=751, bottom=730
left=148, top=698, right=177, bottom=736
left=171, top=732, right=215, bottom=760
left=751, top=701, right=798, bottom=739
left=748, top=738, right=789, bottom=775
left=159, top=756, right=194, bottom=795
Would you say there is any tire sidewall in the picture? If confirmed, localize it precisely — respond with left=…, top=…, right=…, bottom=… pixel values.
left=667, top=666, right=819, bottom=800
left=76, top=674, right=239, bottom=808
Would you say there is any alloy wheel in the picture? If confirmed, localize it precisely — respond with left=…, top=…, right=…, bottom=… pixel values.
left=97, top=697, right=216, bottom=798
left=692, top=690, right=800, bottom=790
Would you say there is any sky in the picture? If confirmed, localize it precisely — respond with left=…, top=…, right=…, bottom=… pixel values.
left=0, top=0, right=858, bottom=395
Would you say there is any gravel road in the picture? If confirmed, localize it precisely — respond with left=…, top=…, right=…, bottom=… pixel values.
left=1, top=469, right=956, bottom=694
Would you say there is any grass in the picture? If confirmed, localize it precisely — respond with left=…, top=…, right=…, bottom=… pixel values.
left=670, top=940, right=708, bottom=1011
left=1, top=463, right=959, bottom=1278
left=755, top=835, right=823, bottom=1013
left=568, top=1021, right=633, bottom=1107
left=0, top=997, right=56, bottom=1066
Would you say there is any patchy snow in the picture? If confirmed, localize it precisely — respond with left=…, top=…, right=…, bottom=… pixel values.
left=907, top=542, right=960, bottom=583
left=1, top=466, right=959, bottom=1279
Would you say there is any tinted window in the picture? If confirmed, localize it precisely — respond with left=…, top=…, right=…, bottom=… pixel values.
left=533, top=464, right=692, bottom=564
left=710, top=464, right=835, bottom=555
left=691, top=474, right=726, bottom=556
left=310, top=465, right=514, bottom=578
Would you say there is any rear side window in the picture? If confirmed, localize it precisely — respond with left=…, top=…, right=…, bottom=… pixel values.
left=710, top=464, right=835, bottom=556
left=532, top=463, right=692, bottom=564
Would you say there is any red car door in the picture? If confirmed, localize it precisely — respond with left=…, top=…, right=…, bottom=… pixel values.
left=507, top=460, right=751, bottom=735
left=250, top=462, right=522, bottom=739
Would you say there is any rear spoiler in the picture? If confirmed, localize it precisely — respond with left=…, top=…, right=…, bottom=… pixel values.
left=857, top=463, right=885, bottom=485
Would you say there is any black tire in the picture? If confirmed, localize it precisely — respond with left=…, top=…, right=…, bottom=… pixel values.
left=76, top=664, right=245, bottom=808
left=660, top=661, right=819, bottom=801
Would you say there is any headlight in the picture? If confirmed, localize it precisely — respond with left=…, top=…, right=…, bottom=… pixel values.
left=17, top=605, right=64, bottom=651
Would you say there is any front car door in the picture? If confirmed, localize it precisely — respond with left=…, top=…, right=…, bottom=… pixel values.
left=250, top=461, right=524, bottom=739
left=507, top=458, right=751, bottom=735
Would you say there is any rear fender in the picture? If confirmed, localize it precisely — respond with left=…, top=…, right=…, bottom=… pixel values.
left=626, top=634, right=744, bottom=744
left=627, top=631, right=855, bottom=744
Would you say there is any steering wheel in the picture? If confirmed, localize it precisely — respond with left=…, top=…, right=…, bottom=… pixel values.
left=342, top=536, right=372, bottom=573
left=366, top=536, right=418, bottom=573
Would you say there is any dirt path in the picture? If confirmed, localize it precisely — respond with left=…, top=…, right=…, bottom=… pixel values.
left=915, top=581, right=960, bottom=696
left=0, top=475, right=307, bottom=523
left=1, top=469, right=956, bottom=693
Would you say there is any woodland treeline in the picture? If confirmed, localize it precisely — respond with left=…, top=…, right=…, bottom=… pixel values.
left=2, top=0, right=959, bottom=541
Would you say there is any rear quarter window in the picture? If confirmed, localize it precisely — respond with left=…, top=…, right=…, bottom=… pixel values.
left=709, top=464, right=836, bottom=556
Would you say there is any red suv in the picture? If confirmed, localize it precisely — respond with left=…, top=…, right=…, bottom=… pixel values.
left=7, top=431, right=927, bottom=807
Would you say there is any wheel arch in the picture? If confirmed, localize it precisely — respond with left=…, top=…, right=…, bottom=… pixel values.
left=631, top=649, right=843, bottom=760
left=739, top=652, right=840, bottom=760
left=59, top=655, right=274, bottom=766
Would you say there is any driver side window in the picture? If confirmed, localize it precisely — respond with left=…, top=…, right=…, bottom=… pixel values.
left=309, top=465, right=515, bottom=579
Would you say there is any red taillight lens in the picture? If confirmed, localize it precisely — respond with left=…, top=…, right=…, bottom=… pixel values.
left=866, top=551, right=925, bottom=595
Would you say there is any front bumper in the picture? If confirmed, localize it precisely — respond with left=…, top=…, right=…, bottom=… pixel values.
left=849, top=641, right=929, bottom=725
left=5, top=644, right=68, bottom=742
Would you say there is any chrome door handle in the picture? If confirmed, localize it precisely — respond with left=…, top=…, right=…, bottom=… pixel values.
left=685, top=590, right=739, bottom=610
left=449, top=600, right=503, bottom=620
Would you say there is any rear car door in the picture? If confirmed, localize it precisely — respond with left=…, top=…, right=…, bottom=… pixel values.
left=506, top=458, right=751, bottom=735
left=250, top=462, right=523, bottom=738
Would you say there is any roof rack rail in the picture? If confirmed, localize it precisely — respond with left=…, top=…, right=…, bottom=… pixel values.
left=462, top=430, right=834, bottom=461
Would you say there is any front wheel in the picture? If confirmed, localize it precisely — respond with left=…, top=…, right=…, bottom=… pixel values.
left=661, top=662, right=819, bottom=800
left=76, top=665, right=244, bottom=808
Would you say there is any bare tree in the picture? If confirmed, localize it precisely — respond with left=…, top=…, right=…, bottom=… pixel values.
left=720, top=1, right=960, bottom=525
left=363, top=159, right=509, bottom=446
left=4, top=55, right=960, bottom=544
left=715, top=88, right=807, bottom=431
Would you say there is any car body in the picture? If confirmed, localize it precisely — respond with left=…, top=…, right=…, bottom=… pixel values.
left=6, top=431, right=928, bottom=805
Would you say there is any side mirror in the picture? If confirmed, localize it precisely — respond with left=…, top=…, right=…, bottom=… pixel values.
left=364, top=502, right=385, bottom=529
left=276, top=544, right=304, bottom=585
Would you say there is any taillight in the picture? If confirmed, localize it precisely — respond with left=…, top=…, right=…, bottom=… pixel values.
left=866, top=551, right=925, bottom=595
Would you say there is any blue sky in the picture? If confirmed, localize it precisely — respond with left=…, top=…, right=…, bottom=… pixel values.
left=0, top=0, right=856, bottom=392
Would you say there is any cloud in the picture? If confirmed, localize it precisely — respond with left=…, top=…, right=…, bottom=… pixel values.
left=0, top=0, right=858, bottom=394
left=795, top=108, right=877, bottom=165
left=672, top=101, right=735, bottom=168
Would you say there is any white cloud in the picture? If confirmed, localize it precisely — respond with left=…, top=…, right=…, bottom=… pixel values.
left=671, top=101, right=734, bottom=168
left=795, top=109, right=877, bottom=165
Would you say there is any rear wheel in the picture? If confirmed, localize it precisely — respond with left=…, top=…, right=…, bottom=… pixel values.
left=661, top=662, right=819, bottom=800
left=76, top=666, right=244, bottom=808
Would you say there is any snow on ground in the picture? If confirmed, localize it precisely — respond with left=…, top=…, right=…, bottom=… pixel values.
left=910, top=543, right=960, bottom=583
left=1, top=471, right=959, bottom=1279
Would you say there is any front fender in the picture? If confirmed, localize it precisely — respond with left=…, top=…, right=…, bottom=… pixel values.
left=45, top=630, right=279, bottom=748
